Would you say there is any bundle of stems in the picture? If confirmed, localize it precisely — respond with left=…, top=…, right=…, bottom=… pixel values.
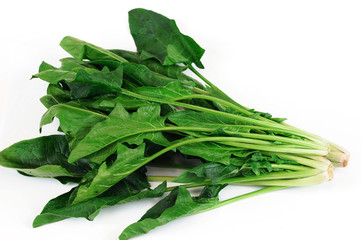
left=0, top=8, right=348, bottom=240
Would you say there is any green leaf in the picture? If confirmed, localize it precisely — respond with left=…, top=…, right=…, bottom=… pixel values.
left=122, top=62, right=180, bottom=87
left=46, top=84, right=71, bottom=103
left=174, top=162, right=239, bottom=184
left=33, top=180, right=166, bottom=227
left=128, top=8, right=205, bottom=68
left=67, top=66, right=123, bottom=99
left=33, top=69, right=76, bottom=84
left=0, top=135, right=90, bottom=178
left=73, top=143, right=146, bottom=203
left=110, top=49, right=188, bottom=79
left=60, top=36, right=127, bottom=62
left=78, top=94, right=150, bottom=112
left=59, top=57, right=96, bottom=71
left=40, top=102, right=107, bottom=149
left=176, top=139, right=242, bottom=165
left=40, top=95, right=60, bottom=109
left=68, top=104, right=167, bottom=163
left=135, top=81, right=194, bottom=99
left=119, top=186, right=222, bottom=240
left=38, top=61, right=56, bottom=72
left=168, top=111, right=251, bottom=133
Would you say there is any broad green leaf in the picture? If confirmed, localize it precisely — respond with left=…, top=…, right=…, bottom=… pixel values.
left=176, top=139, right=242, bottom=165
left=122, top=62, right=179, bottom=87
left=67, top=66, right=123, bottom=99
left=168, top=111, right=251, bottom=133
left=33, top=69, right=76, bottom=84
left=110, top=49, right=188, bottom=79
left=135, top=81, right=194, bottom=99
left=38, top=61, right=56, bottom=72
left=79, top=94, right=150, bottom=112
left=174, top=162, right=239, bottom=184
left=60, top=36, right=127, bottom=63
left=40, top=95, right=60, bottom=109
left=46, top=84, right=71, bottom=103
left=40, top=102, right=107, bottom=148
left=59, top=57, right=95, bottom=71
left=33, top=179, right=166, bottom=227
left=0, top=135, right=90, bottom=178
left=68, top=104, right=166, bottom=163
left=128, top=8, right=205, bottom=68
left=73, top=143, right=146, bottom=203
left=119, top=186, right=223, bottom=240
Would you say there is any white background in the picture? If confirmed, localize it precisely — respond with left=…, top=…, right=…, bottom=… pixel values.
left=0, top=0, right=360, bottom=239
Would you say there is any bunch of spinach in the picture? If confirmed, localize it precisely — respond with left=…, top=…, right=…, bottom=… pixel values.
left=0, top=8, right=349, bottom=240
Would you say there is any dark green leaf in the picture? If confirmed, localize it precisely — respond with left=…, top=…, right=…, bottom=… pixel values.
left=128, top=8, right=205, bottom=68
left=33, top=181, right=166, bottom=228
left=78, top=94, right=150, bottom=112
left=0, top=135, right=90, bottom=178
left=122, top=62, right=181, bottom=87
left=73, top=143, right=146, bottom=203
left=67, top=66, right=123, bottom=99
left=168, top=111, right=251, bottom=133
left=135, top=81, right=194, bottom=99
left=174, top=163, right=239, bottom=183
left=119, top=186, right=222, bottom=240
left=68, top=104, right=167, bottom=163
left=40, top=102, right=107, bottom=148
left=60, top=36, right=127, bottom=63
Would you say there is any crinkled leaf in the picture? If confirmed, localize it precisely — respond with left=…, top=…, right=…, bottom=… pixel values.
left=128, top=8, right=205, bottom=68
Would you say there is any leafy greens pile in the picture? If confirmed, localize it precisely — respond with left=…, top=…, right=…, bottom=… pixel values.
left=0, top=8, right=349, bottom=240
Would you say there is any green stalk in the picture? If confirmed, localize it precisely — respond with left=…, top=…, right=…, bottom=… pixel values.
left=268, top=153, right=331, bottom=171
left=232, top=172, right=330, bottom=186
left=148, top=168, right=324, bottom=191
left=215, top=186, right=287, bottom=209
left=121, top=89, right=326, bottom=143
left=186, top=66, right=329, bottom=147
left=171, top=94, right=252, bottom=117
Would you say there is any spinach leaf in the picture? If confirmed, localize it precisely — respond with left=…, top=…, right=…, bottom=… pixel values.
left=60, top=36, right=127, bottom=63
left=119, top=185, right=225, bottom=240
left=174, top=162, right=239, bottom=184
left=135, top=81, right=194, bottom=99
left=73, top=143, right=146, bottom=203
left=129, top=8, right=205, bottom=68
left=66, top=66, right=123, bottom=99
left=68, top=104, right=167, bottom=163
left=40, top=102, right=107, bottom=149
left=0, top=135, right=90, bottom=178
left=33, top=180, right=166, bottom=227
left=168, top=111, right=251, bottom=133
left=78, top=94, right=150, bottom=112
left=110, top=49, right=188, bottom=79
left=122, top=62, right=180, bottom=87
left=176, top=139, right=242, bottom=165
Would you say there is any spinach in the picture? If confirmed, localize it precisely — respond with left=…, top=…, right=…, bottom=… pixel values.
left=0, top=7, right=346, bottom=240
